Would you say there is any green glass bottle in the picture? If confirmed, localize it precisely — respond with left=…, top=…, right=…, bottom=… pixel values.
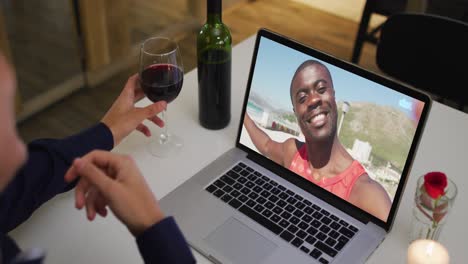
left=197, top=0, right=232, bottom=130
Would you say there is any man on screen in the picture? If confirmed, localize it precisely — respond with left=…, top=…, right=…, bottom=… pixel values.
left=243, top=60, right=391, bottom=221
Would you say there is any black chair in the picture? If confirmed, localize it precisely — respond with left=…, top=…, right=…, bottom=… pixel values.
left=376, top=13, right=468, bottom=111
left=426, top=0, right=468, bottom=23
left=351, top=0, right=408, bottom=64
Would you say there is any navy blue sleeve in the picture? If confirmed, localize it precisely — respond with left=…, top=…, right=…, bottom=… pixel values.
left=136, top=217, right=196, bottom=264
left=0, top=123, right=114, bottom=233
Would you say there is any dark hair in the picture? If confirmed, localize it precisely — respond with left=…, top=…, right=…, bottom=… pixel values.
left=290, top=60, right=332, bottom=103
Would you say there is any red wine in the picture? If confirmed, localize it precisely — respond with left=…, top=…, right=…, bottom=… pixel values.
left=198, top=50, right=231, bottom=129
left=140, top=64, right=183, bottom=103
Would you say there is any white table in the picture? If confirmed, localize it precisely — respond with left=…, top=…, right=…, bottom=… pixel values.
left=10, top=35, right=468, bottom=263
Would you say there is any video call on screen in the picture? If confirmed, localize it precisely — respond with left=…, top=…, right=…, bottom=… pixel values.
left=240, top=37, right=424, bottom=221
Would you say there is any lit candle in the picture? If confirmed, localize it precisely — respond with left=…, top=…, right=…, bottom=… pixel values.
left=407, top=239, right=450, bottom=264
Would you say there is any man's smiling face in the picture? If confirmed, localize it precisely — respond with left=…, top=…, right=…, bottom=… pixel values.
left=291, top=63, right=338, bottom=143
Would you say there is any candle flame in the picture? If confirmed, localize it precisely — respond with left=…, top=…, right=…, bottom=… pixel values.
left=425, top=242, right=435, bottom=257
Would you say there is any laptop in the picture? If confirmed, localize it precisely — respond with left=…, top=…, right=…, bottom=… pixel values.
left=160, top=28, right=431, bottom=264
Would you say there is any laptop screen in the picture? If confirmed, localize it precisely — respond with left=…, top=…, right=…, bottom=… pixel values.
left=238, top=31, right=429, bottom=226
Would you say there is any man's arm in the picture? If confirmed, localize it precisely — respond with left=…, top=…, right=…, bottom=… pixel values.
left=64, top=151, right=196, bottom=263
left=349, top=175, right=392, bottom=222
left=243, top=114, right=293, bottom=166
left=136, top=217, right=196, bottom=263
left=0, top=123, right=113, bottom=233
left=0, top=74, right=167, bottom=234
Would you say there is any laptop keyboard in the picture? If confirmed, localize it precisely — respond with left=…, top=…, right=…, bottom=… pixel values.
left=205, top=162, right=360, bottom=264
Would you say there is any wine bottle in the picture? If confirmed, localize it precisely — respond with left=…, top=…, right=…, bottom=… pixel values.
left=197, top=0, right=232, bottom=130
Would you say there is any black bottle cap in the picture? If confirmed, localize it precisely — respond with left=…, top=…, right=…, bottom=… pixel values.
left=207, top=0, right=222, bottom=14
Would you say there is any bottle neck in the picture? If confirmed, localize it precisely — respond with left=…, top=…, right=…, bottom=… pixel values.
left=207, top=0, right=222, bottom=24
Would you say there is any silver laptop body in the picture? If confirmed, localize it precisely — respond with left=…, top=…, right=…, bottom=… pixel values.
left=160, top=28, right=431, bottom=264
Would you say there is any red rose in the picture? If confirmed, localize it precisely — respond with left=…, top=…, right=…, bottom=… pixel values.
left=424, top=171, right=448, bottom=199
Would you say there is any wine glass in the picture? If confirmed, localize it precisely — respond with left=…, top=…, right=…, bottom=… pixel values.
left=139, top=36, right=184, bottom=158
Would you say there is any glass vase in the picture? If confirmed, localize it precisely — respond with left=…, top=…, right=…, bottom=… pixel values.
left=409, top=174, right=457, bottom=242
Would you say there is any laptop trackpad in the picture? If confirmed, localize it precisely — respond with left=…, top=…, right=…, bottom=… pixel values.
left=204, top=217, right=277, bottom=264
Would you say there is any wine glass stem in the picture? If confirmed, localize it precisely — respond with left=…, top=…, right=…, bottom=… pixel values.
left=159, top=109, right=169, bottom=144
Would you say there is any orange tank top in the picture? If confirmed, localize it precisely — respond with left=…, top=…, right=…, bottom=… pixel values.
left=288, top=145, right=366, bottom=200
